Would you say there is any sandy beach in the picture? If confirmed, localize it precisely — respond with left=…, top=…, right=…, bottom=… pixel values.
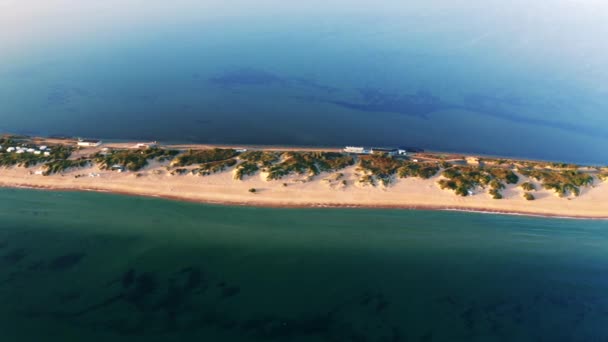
left=0, top=147, right=606, bottom=219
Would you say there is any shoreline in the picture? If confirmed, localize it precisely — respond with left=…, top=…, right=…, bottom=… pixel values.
left=1, top=133, right=607, bottom=221
left=2, top=183, right=607, bottom=221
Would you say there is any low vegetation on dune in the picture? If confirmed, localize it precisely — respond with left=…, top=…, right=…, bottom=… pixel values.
left=171, top=148, right=237, bottom=167
left=234, top=151, right=355, bottom=181
left=95, top=147, right=179, bottom=171
left=266, top=152, right=354, bottom=180
left=233, top=150, right=281, bottom=180
left=357, top=154, right=404, bottom=185
left=192, top=159, right=238, bottom=176
left=358, top=174, right=375, bottom=186
left=598, top=173, right=608, bottom=182
left=238, top=151, right=280, bottom=167
left=43, top=158, right=91, bottom=175
left=170, top=168, right=189, bottom=175
left=518, top=168, right=594, bottom=197
left=234, top=162, right=260, bottom=180
left=358, top=155, right=441, bottom=186
left=524, top=192, right=535, bottom=201
left=437, top=166, right=518, bottom=198
left=398, top=162, right=441, bottom=179
left=520, top=182, right=536, bottom=191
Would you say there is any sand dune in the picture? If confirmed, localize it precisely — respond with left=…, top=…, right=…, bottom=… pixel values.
left=0, top=161, right=606, bottom=219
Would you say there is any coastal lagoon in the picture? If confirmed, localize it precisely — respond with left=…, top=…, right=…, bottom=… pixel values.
left=1, top=1, right=608, bottom=164
left=1, top=188, right=608, bottom=341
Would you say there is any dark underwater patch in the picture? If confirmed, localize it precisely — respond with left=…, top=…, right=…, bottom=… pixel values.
left=122, top=269, right=135, bottom=288
left=48, top=253, right=85, bottom=271
left=209, top=68, right=284, bottom=87
left=27, top=260, right=46, bottom=271
left=220, top=285, right=240, bottom=299
left=324, top=88, right=447, bottom=118
left=2, top=248, right=27, bottom=264
left=58, top=291, right=81, bottom=304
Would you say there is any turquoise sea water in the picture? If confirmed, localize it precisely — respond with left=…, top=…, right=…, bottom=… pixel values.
left=1, top=188, right=607, bottom=341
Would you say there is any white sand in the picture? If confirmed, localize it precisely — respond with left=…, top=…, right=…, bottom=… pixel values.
left=0, top=160, right=606, bottom=219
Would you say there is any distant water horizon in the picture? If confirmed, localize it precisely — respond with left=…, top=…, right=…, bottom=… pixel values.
left=1, top=2, right=607, bottom=163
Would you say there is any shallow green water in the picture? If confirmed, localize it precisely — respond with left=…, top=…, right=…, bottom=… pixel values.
left=1, top=188, right=607, bottom=341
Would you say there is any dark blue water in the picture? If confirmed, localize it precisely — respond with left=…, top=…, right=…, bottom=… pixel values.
left=1, top=2, right=607, bottom=164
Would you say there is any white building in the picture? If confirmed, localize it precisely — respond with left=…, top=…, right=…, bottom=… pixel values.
left=344, top=146, right=367, bottom=154
left=43, top=152, right=51, bottom=157
left=39, top=146, right=48, bottom=150
left=77, top=139, right=102, bottom=147
left=6, top=147, right=15, bottom=152
left=236, top=148, right=248, bottom=153
left=34, top=151, right=41, bottom=155
left=26, top=148, right=36, bottom=153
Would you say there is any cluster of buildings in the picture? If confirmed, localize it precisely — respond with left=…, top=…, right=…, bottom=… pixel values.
left=0, top=144, right=51, bottom=157
left=343, top=146, right=416, bottom=156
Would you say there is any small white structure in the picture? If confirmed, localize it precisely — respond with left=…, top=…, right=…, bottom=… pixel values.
left=34, top=170, right=44, bottom=175
left=6, top=147, right=15, bottom=152
left=34, top=150, right=41, bottom=155
left=344, top=146, right=367, bottom=154
left=371, top=147, right=399, bottom=156
left=111, top=164, right=125, bottom=172
left=77, top=139, right=102, bottom=147
left=134, top=141, right=157, bottom=149
left=39, top=146, right=48, bottom=150
left=236, top=148, right=248, bottom=153
left=26, top=148, right=36, bottom=153
left=16, top=150, right=24, bottom=154
left=43, top=151, right=51, bottom=156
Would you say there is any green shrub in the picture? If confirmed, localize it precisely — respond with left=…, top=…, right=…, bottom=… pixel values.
left=523, top=193, right=535, bottom=201
left=43, top=158, right=90, bottom=175
left=489, top=189, right=503, bottom=199
left=238, top=151, right=280, bottom=166
left=266, top=152, right=354, bottom=180
left=234, top=162, right=260, bottom=180
left=192, top=159, right=237, bottom=176
left=171, top=148, right=236, bottom=167
left=398, top=162, right=440, bottom=179
left=96, top=147, right=179, bottom=171
left=520, top=182, right=536, bottom=191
